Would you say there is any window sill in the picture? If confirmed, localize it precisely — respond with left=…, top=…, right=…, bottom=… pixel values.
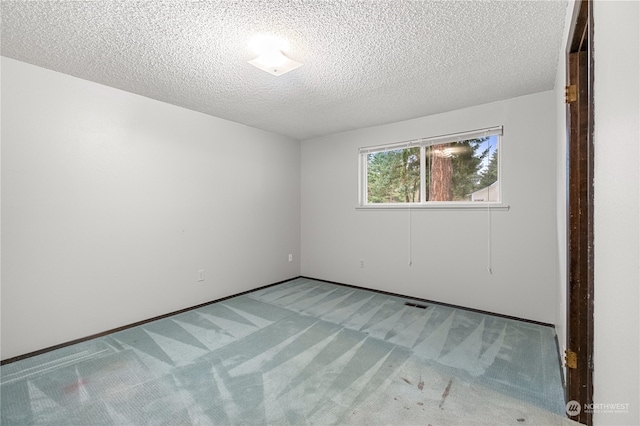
left=356, top=203, right=510, bottom=211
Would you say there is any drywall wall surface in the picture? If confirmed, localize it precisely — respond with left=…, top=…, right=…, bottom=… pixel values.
left=592, top=2, right=640, bottom=424
left=1, top=58, right=301, bottom=360
left=301, top=91, right=558, bottom=324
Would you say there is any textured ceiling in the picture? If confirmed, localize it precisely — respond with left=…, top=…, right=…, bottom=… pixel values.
left=1, top=1, right=567, bottom=141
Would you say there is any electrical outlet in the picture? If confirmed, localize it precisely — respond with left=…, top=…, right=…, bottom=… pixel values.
left=288, top=254, right=293, bottom=262
left=360, top=259, right=365, bottom=268
left=198, top=269, right=205, bottom=282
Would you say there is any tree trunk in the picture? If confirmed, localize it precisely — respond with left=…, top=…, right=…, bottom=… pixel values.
left=429, top=144, right=453, bottom=201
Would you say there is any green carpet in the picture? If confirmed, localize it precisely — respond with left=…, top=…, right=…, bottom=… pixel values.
left=1, top=278, right=574, bottom=425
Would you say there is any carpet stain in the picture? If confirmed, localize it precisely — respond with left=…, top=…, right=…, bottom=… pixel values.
left=64, top=379, right=88, bottom=394
left=417, top=375, right=424, bottom=391
left=439, top=378, right=453, bottom=409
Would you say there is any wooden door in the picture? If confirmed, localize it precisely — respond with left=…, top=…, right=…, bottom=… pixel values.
left=565, top=1, right=594, bottom=425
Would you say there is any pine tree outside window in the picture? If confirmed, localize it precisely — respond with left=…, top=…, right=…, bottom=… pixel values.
left=358, top=126, right=503, bottom=208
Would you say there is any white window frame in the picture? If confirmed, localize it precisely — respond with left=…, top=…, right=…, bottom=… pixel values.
left=357, top=126, right=508, bottom=210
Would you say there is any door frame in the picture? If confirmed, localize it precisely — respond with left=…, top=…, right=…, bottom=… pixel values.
left=565, top=0, right=594, bottom=425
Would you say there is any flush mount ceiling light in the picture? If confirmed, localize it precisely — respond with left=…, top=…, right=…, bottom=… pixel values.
left=248, top=34, right=302, bottom=76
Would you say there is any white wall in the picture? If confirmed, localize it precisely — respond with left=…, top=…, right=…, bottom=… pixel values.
left=301, top=91, right=558, bottom=324
left=554, top=3, right=640, bottom=424
left=0, top=57, right=301, bottom=360
left=592, top=2, right=640, bottom=424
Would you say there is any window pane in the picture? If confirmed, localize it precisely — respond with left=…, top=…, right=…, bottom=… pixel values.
left=425, top=135, right=498, bottom=202
left=367, top=147, right=420, bottom=203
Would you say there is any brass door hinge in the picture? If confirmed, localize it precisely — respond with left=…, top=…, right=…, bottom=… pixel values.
left=565, top=349, right=578, bottom=369
left=565, top=85, right=577, bottom=103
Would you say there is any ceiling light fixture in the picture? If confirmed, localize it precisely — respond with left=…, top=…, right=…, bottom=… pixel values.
left=248, top=35, right=302, bottom=76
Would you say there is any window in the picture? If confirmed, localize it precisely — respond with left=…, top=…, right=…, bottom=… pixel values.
left=358, top=126, right=502, bottom=207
